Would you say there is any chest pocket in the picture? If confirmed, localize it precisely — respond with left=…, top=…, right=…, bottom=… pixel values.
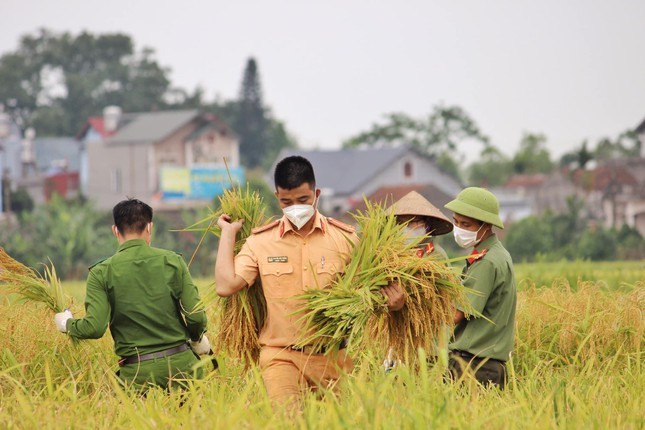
left=260, top=263, right=296, bottom=298
left=313, top=259, right=344, bottom=290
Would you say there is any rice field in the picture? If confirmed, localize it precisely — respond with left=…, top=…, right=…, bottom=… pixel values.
left=1, top=261, right=643, bottom=429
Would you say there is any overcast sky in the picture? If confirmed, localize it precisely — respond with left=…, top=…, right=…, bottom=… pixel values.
left=2, top=0, right=645, bottom=163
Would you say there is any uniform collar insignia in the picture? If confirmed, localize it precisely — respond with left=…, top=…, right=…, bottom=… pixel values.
left=467, top=248, right=488, bottom=265
left=416, top=242, right=434, bottom=258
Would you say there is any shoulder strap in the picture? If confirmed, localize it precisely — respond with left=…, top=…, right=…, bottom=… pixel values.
left=251, top=219, right=280, bottom=234
left=88, top=257, right=109, bottom=271
left=327, top=217, right=356, bottom=233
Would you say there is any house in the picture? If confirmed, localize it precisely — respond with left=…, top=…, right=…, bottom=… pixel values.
left=272, top=146, right=463, bottom=219
left=594, top=158, right=645, bottom=235
left=0, top=107, right=81, bottom=207
left=77, top=107, right=241, bottom=210
left=531, top=160, right=645, bottom=237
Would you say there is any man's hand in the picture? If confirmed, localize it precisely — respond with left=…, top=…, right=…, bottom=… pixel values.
left=381, top=282, right=405, bottom=311
left=54, top=309, right=73, bottom=333
left=189, top=335, right=212, bottom=356
left=217, top=214, right=244, bottom=234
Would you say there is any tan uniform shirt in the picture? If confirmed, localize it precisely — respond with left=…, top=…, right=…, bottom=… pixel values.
left=235, top=211, right=358, bottom=347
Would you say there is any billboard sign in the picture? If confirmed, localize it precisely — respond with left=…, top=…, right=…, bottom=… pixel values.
left=160, top=166, right=244, bottom=200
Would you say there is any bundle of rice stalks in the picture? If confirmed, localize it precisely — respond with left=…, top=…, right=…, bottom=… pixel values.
left=182, top=183, right=270, bottom=365
left=294, top=200, right=468, bottom=358
left=0, top=247, right=67, bottom=313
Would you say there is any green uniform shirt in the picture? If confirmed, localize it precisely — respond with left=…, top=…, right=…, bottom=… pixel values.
left=67, top=239, right=207, bottom=358
left=450, top=234, right=516, bottom=362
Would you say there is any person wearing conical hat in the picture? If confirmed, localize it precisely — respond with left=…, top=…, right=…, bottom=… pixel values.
left=444, top=187, right=516, bottom=389
left=388, top=190, right=453, bottom=260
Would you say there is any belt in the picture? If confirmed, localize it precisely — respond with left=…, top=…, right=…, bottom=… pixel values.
left=451, top=350, right=506, bottom=365
left=289, top=339, right=348, bottom=355
left=118, top=343, right=190, bottom=367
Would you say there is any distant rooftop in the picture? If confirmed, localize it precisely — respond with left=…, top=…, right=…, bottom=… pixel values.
left=274, top=146, right=415, bottom=195
left=107, top=110, right=199, bottom=144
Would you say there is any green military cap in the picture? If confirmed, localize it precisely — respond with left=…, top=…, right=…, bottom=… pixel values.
left=444, top=187, right=504, bottom=229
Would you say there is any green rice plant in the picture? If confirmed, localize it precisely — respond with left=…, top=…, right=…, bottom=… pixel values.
left=181, top=183, right=271, bottom=366
left=295, top=199, right=468, bottom=359
left=0, top=247, right=67, bottom=313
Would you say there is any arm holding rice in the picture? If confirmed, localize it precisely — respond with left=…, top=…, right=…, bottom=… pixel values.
left=215, top=214, right=248, bottom=297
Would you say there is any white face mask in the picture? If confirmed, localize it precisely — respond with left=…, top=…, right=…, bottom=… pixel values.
left=403, top=226, right=428, bottom=245
left=283, top=197, right=316, bottom=230
left=453, top=224, right=484, bottom=248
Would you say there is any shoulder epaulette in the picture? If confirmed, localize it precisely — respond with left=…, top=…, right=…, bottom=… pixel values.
left=327, top=217, right=356, bottom=233
left=88, top=257, right=109, bottom=271
left=251, top=219, right=280, bottom=234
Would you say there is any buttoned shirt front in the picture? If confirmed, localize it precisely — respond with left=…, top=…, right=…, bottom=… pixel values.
left=235, top=212, right=358, bottom=347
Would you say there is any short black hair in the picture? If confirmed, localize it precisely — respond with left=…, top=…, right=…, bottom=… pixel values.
left=274, top=155, right=316, bottom=190
left=113, top=198, right=153, bottom=235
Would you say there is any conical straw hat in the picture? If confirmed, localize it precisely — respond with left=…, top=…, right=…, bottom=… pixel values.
left=387, top=191, right=453, bottom=236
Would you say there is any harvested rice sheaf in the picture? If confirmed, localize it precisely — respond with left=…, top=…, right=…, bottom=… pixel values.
left=0, top=248, right=67, bottom=313
left=182, top=184, right=270, bottom=365
left=295, top=200, right=468, bottom=358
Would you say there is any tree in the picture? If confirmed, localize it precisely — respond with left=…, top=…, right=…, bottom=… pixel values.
left=0, top=195, right=114, bottom=278
left=560, top=140, right=593, bottom=169
left=594, top=131, right=641, bottom=161
left=342, top=104, right=488, bottom=181
left=9, top=187, right=34, bottom=214
left=0, top=29, right=174, bottom=136
left=512, top=132, right=553, bottom=174
left=233, top=58, right=269, bottom=169
left=505, top=216, right=554, bottom=262
left=468, top=145, right=513, bottom=187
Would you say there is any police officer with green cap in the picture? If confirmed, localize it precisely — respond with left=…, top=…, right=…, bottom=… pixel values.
left=53, top=198, right=210, bottom=392
left=444, top=187, right=516, bottom=389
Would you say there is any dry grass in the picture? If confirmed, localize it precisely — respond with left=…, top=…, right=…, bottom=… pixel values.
left=0, top=248, right=68, bottom=313
left=181, top=184, right=270, bottom=366
left=296, top=200, right=468, bottom=358
left=516, top=278, right=644, bottom=369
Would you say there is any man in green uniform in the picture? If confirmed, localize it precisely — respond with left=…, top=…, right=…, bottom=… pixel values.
left=53, top=198, right=210, bottom=391
left=444, top=187, right=516, bottom=389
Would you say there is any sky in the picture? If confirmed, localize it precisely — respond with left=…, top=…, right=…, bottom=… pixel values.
left=1, top=0, right=645, bottom=163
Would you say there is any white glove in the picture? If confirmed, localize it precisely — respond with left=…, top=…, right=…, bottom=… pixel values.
left=383, top=347, right=397, bottom=373
left=54, top=309, right=73, bottom=333
left=189, top=335, right=211, bottom=356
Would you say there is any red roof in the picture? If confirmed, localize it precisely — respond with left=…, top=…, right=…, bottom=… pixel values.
left=504, top=174, right=547, bottom=188
left=573, top=165, right=637, bottom=191
left=76, top=116, right=116, bottom=140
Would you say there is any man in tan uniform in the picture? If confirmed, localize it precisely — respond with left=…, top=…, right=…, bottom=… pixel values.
left=216, top=155, right=404, bottom=406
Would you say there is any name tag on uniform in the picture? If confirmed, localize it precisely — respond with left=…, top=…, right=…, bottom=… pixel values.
left=267, top=256, right=288, bottom=263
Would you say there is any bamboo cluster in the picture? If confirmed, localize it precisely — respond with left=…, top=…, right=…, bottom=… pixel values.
left=295, top=200, right=467, bottom=358
left=0, top=247, right=67, bottom=313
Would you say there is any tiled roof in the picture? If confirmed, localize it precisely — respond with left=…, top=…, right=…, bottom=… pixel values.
left=107, top=110, right=199, bottom=144
left=274, top=146, right=414, bottom=196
